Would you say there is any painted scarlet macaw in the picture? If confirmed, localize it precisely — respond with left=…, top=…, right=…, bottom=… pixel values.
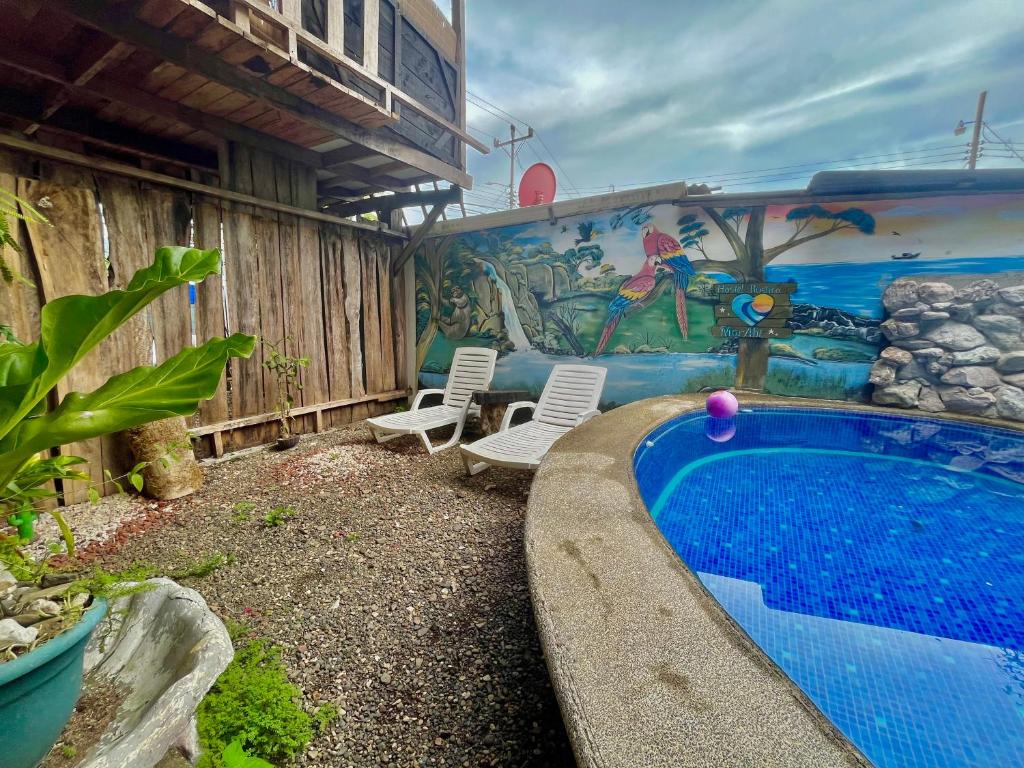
left=642, top=224, right=695, bottom=339
left=594, top=252, right=661, bottom=356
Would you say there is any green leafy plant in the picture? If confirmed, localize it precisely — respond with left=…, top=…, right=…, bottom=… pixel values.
left=0, top=246, right=255, bottom=662
left=263, top=506, right=295, bottom=528
left=197, top=639, right=313, bottom=768
left=313, top=702, right=339, bottom=733
left=222, top=740, right=273, bottom=768
left=0, top=246, right=254, bottom=544
left=232, top=501, right=255, bottom=523
left=261, top=337, right=309, bottom=439
left=0, top=189, right=47, bottom=287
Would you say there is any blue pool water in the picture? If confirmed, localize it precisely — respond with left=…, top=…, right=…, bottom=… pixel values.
left=634, top=408, right=1024, bottom=767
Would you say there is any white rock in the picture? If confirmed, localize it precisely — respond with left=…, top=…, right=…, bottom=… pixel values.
left=880, top=319, right=919, bottom=341
left=872, top=381, right=921, bottom=408
left=996, top=386, right=1024, bottom=421
left=917, top=282, right=955, bottom=304
left=882, top=280, right=920, bottom=312
left=956, top=279, right=1000, bottom=303
left=997, top=285, right=1024, bottom=305
left=940, top=366, right=1002, bottom=388
left=996, top=351, right=1024, bottom=373
left=923, top=322, right=987, bottom=351
left=869, top=361, right=896, bottom=386
left=951, top=346, right=1001, bottom=366
left=25, top=598, right=61, bottom=618
left=880, top=346, right=913, bottom=365
left=0, top=617, right=38, bottom=647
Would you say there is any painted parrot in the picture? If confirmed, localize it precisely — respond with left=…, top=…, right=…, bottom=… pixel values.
left=642, top=224, right=695, bottom=339
left=594, top=252, right=661, bottom=356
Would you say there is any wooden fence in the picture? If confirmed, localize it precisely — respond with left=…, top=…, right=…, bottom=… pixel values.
left=0, top=148, right=408, bottom=502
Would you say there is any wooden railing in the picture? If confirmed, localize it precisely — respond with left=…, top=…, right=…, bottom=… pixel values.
left=225, top=0, right=486, bottom=154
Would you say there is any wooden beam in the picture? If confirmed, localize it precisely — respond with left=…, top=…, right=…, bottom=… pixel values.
left=327, top=185, right=460, bottom=216
left=0, top=41, right=325, bottom=170
left=363, top=0, right=380, bottom=74
left=326, top=0, right=344, bottom=51
left=321, top=143, right=378, bottom=168
left=392, top=202, right=445, bottom=275
left=453, top=0, right=467, bottom=176
left=189, top=388, right=410, bottom=436
left=54, top=0, right=473, bottom=187
left=0, top=132, right=407, bottom=238
left=69, top=38, right=133, bottom=86
left=319, top=162, right=411, bottom=194
left=0, top=87, right=218, bottom=169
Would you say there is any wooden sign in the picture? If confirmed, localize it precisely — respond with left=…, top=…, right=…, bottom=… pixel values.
left=712, top=281, right=796, bottom=339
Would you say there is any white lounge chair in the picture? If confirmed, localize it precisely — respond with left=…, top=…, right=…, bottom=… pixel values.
left=367, top=347, right=497, bottom=454
left=460, top=364, right=607, bottom=475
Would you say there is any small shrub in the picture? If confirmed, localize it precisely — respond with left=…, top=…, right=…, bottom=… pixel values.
left=264, top=506, right=295, bottom=527
left=197, top=640, right=312, bottom=768
left=169, top=552, right=231, bottom=580
left=232, top=501, right=256, bottom=523
left=314, top=702, right=339, bottom=733
left=221, top=740, right=273, bottom=768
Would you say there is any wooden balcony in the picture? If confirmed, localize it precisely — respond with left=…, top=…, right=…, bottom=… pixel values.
left=0, top=0, right=483, bottom=205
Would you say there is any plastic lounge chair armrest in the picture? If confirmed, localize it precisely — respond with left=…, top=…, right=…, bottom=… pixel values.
left=500, top=401, right=537, bottom=432
left=575, top=409, right=601, bottom=425
left=411, top=389, right=445, bottom=411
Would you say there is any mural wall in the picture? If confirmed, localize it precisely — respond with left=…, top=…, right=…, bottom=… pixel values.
left=415, top=193, right=1024, bottom=407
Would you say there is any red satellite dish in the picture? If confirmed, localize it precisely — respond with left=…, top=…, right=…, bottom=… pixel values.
left=518, top=163, right=556, bottom=207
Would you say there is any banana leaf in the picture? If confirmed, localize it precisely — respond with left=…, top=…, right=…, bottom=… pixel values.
left=0, top=333, right=255, bottom=484
left=0, top=246, right=223, bottom=440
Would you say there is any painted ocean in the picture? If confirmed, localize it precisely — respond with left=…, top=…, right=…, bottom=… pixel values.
left=765, top=255, right=1024, bottom=319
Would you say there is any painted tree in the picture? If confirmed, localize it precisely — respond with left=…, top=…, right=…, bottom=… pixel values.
left=414, top=234, right=461, bottom=371
left=690, top=204, right=876, bottom=389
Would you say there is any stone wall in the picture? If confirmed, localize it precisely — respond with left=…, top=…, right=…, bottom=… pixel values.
left=871, top=277, right=1024, bottom=421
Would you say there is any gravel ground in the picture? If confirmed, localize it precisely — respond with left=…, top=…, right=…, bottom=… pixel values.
left=91, top=423, right=576, bottom=768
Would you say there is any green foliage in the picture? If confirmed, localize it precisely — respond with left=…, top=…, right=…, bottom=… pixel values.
left=61, top=745, right=78, bottom=760
left=0, top=246, right=255, bottom=557
left=169, top=552, right=232, bottom=580
left=261, top=338, right=309, bottom=438
left=222, top=741, right=273, bottom=768
left=197, top=639, right=313, bottom=768
left=0, top=189, right=47, bottom=287
left=264, top=506, right=295, bottom=527
left=314, top=702, right=339, bottom=733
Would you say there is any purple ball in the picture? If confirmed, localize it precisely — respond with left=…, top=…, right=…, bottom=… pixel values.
left=706, top=390, right=739, bottom=419
left=705, top=417, right=736, bottom=443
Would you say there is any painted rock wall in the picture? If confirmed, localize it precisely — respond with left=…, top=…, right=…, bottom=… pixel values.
left=873, top=277, right=1024, bottom=420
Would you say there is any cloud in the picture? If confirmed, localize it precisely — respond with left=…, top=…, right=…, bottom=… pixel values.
left=462, top=0, right=1024, bottom=201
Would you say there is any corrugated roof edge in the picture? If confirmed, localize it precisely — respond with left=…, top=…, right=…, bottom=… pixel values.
left=807, top=169, right=1024, bottom=195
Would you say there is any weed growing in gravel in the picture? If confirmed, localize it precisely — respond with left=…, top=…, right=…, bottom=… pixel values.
left=344, top=531, right=360, bottom=543
left=313, top=702, right=339, bottom=733
left=61, top=745, right=77, bottom=759
left=197, top=639, right=312, bottom=768
left=264, top=506, right=296, bottom=527
left=169, top=552, right=233, bottom=581
left=232, top=502, right=256, bottom=523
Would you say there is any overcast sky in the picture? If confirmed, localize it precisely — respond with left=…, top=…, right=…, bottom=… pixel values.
left=456, top=0, right=1024, bottom=212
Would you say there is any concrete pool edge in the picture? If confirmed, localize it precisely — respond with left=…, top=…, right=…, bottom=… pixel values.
left=524, top=394, right=1023, bottom=768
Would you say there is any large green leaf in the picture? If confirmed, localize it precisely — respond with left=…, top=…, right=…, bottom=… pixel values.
left=0, top=246, right=222, bottom=441
left=0, top=333, right=255, bottom=482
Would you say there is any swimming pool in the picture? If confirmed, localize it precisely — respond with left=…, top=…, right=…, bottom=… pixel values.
left=634, top=407, right=1024, bottom=768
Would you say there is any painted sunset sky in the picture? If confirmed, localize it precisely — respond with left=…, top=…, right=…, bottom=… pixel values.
left=464, top=193, right=1024, bottom=277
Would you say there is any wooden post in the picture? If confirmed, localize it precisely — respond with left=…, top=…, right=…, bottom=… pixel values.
left=967, top=90, right=987, bottom=170
left=452, top=0, right=466, bottom=174
left=327, top=0, right=343, bottom=51
left=231, top=1, right=251, bottom=34
left=363, top=0, right=380, bottom=74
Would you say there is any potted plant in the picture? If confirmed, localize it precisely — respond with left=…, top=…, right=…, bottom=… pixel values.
left=0, top=245, right=255, bottom=768
left=262, top=338, right=309, bottom=450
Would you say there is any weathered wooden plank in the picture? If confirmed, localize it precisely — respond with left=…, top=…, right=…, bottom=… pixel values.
left=223, top=207, right=264, bottom=422
left=375, top=240, right=396, bottom=392
left=142, top=188, right=193, bottom=363
left=95, top=175, right=161, bottom=491
left=319, top=226, right=351, bottom=426
left=17, top=178, right=106, bottom=503
left=390, top=244, right=408, bottom=390
left=360, top=235, right=384, bottom=398
left=340, top=227, right=366, bottom=420
left=0, top=161, right=41, bottom=342
left=297, top=219, right=329, bottom=404
left=194, top=198, right=230, bottom=424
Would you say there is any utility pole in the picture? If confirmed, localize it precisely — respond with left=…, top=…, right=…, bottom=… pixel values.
left=493, top=123, right=534, bottom=208
left=967, top=90, right=987, bottom=170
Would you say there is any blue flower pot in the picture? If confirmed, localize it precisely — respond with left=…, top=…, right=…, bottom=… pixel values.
left=0, top=599, right=108, bottom=768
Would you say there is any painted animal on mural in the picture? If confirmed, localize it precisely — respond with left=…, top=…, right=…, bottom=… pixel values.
left=642, top=223, right=696, bottom=339
left=594, top=251, right=663, bottom=356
